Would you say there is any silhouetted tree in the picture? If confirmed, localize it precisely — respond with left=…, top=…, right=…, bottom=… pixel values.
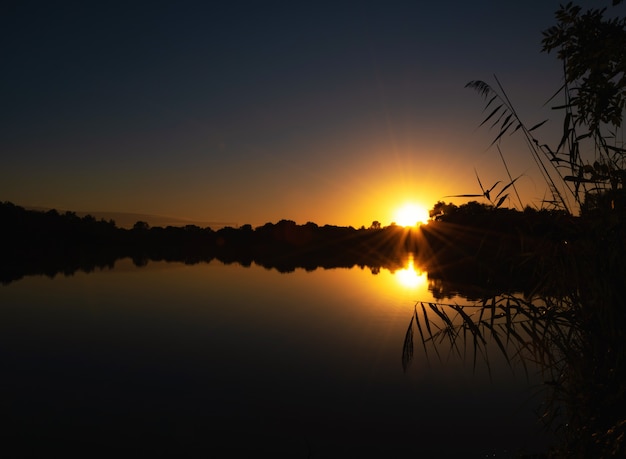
left=133, top=221, right=149, bottom=231
left=429, top=201, right=458, bottom=220
left=542, top=2, right=626, bottom=134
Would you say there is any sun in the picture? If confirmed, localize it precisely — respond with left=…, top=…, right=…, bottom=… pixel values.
left=393, top=203, right=430, bottom=227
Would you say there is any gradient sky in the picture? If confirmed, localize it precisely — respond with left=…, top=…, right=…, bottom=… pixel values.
left=3, top=1, right=618, bottom=228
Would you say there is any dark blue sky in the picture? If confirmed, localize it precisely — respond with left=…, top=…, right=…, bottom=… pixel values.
left=2, top=1, right=618, bottom=226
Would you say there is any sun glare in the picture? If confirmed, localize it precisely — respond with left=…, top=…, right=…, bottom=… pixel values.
left=395, top=255, right=427, bottom=289
left=393, top=203, right=430, bottom=227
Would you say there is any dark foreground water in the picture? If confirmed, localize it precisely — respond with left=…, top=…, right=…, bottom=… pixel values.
left=0, top=258, right=552, bottom=458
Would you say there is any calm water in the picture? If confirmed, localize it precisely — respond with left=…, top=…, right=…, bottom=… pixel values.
left=0, top=258, right=552, bottom=457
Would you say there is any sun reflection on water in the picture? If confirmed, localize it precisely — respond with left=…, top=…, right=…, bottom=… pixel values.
left=394, top=254, right=427, bottom=289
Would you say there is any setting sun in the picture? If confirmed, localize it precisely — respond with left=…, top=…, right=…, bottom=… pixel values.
left=393, top=203, right=430, bottom=227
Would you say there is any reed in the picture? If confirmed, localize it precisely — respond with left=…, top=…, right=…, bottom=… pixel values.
left=403, top=3, right=626, bottom=456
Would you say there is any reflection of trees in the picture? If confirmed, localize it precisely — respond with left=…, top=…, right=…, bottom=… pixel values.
left=419, top=205, right=577, bottom=300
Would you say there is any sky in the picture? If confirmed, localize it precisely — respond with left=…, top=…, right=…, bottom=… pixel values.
left=3, top=1, right=622, bottom=228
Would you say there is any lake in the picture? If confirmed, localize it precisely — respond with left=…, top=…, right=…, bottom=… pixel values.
left=0, top=257, right=553, bottom=458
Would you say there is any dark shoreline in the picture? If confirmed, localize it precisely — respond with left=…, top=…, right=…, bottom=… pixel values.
left=1, top=200, right=579, bottom=300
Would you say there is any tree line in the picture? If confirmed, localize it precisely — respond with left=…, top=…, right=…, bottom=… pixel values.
left=0, top=201, right=421, bottom=283
left=1, top=199, right=579, bottom=297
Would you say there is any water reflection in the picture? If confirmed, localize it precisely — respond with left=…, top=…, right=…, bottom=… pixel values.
left=4, top=205, right=625, bottom=455
left=392, top=254, right=427, bottom=290
left=0, top=259, right=550, bottom=457
left=403, top=288, right=626, bottom=457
